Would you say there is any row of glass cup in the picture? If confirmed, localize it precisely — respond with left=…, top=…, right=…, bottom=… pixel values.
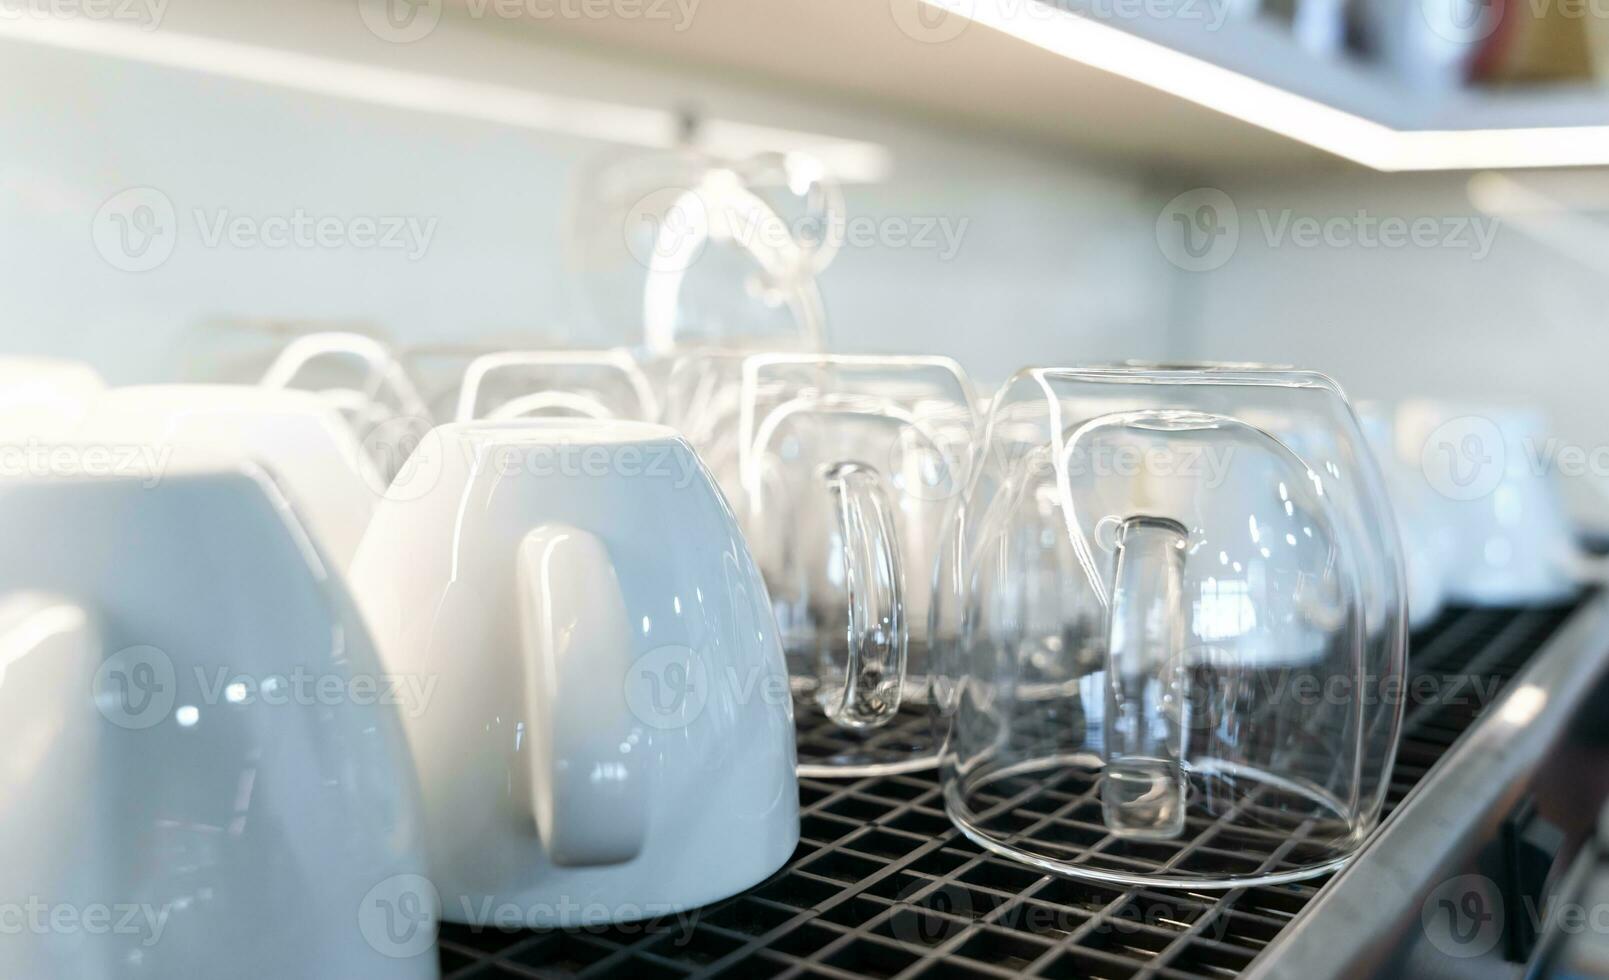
left=232, top=339, right=1416, bottom=889
left=4, top=343, right=1586, bottom=894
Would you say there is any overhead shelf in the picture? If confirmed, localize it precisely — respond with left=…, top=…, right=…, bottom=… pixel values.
left=5, top=0, right=1605, bottom=173
left=503, top=0, right=1609, bottom=171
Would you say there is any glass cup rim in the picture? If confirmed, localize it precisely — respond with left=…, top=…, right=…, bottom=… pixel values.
left=1008, top=363, right=1344, bottom=392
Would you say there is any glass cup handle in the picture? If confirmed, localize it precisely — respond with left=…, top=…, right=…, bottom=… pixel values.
left=822, top=462, right=907, bottom=729
left=1102, top=516, right=1190, bottom=840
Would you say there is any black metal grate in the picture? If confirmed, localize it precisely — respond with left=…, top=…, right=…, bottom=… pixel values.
left=438, top=600, right=1583, bottom=979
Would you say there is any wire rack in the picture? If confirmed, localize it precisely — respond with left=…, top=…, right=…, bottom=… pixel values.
left=437, top=599, right=1582, bottom=979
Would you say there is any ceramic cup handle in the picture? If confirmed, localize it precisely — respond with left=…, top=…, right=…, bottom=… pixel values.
left=821, top=462, right=907, bottom=729
left=1101, top=516, right=1190, bottom=840
left=517, top=525, right=647, bottom=867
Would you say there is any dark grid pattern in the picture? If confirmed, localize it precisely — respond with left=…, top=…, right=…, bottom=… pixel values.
left=437, top=599, right=1582, bottom=979
left=954, top=763, right=1349, bottom=888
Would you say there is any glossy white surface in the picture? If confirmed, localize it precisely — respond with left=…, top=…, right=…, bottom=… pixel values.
left=0, top=463, right=434, bottom=979
left=0, top=356, right=105, bottom=440
left=516, top=524, right=647, bottom=868
left=349, top=419, right=798, bottom=927
left=1398, top=402, right=1583, bottom=605
left=1358, top=408, right=1453, bottom=629
left=74, top=385, right=381, bottom=566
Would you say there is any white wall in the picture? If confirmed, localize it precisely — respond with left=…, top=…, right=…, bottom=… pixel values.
left=1173, top=168, right=1609, bottom=522
left=0, top=0, right=1176, bottom=389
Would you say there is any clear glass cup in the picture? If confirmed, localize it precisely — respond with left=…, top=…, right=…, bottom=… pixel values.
left=568, top=144, right=838, bottom=356
left=259, top=331, right=429, bottom=423
left=399, top=341, right=561, bottom=424
left=168, top=316, right=383, bottom=385
left=933, top=365, right=1407, bottom=887
left=652, top=349, right=758, bottom=511
left=455, top=349, right=660, bottom=423
left=258, top=331, right=435, bottom=483
left=738, top=354, right=979, bottom=776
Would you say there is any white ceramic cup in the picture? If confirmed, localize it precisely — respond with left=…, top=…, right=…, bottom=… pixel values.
left=1358, top=406, right=1454, bottom=629
left=0, top=356, right=105, bottom=441
left=0, top=460, right=435, bottom=979
left=73, top=384, right=381, bottom=567
left=349, top=419, right=798, bottom=927
left=1397, top=401, right=1588, bottom=605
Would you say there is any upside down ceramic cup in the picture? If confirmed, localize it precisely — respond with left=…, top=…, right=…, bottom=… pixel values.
left=0, top=356, right=105, bottom=440
left=74, top=385, right=382, bottom=566
left=348, top=419, right=798, bottom=927
left=1394, top=401, right=1609, bottom=606
left=0, top=460, right=434, bottom=979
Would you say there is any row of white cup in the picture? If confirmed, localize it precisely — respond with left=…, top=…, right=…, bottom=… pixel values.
left=0, top=355, right=803, bottom=977
left=1359, top=401, right=1598, bottom=620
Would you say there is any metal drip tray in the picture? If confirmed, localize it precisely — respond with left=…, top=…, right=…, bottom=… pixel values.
left=438, top=598, right=1591, bottom=979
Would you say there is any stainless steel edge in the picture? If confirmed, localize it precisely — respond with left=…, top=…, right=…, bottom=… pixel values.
left=1244, top=592, right=1609, bottom=980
